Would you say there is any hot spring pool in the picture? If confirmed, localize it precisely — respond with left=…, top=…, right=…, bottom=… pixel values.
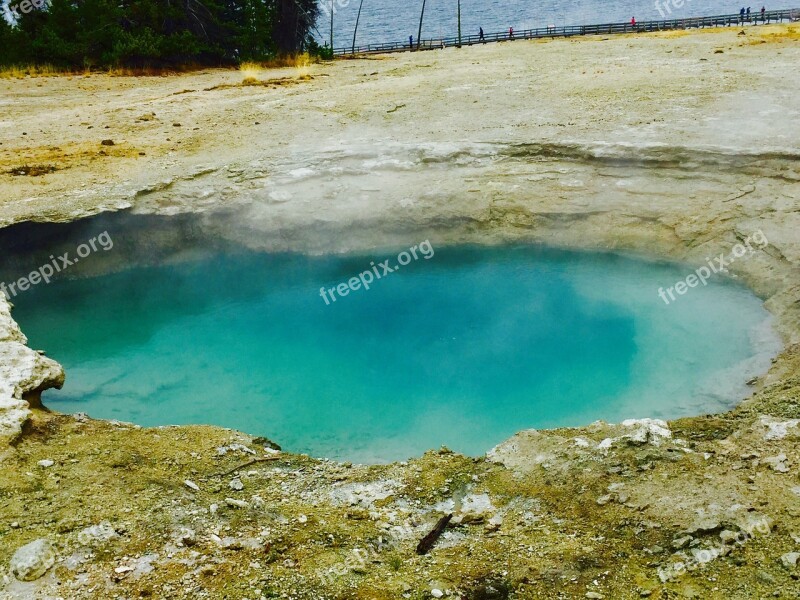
left=8, top=236, right=780, bottom=463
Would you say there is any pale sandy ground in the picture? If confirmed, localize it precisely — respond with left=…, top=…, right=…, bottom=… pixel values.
left=0, top=26, right=798, bottom=229
left=0, top=24, right=800, bottom=600
left=1, top=25, right=799, bottom=316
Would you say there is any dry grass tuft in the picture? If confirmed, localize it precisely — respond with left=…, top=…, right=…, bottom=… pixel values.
left=239, top=54, right=317, bottom=83
left=0, top=63, right=206, bottom=78
left=0, top=64, right=77, bottom=79
left=749, top=24, right=800, bottom=43
left=0, top=58, right=313, bottom=80
left=209, top=74, right=314, bottom=91
left=240, top=54, right=317, bottom=72
left=5, top=164, right=58, bottom=177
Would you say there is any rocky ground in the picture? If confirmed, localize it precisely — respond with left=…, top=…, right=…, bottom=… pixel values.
left=1, top=23, right=800, bottom=599
left=1, top=379, right=799, bottom=599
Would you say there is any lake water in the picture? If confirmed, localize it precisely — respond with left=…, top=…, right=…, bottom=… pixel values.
left=11, top=243, right=779, bottom=463
left=316, top=0, right=769, bottom=48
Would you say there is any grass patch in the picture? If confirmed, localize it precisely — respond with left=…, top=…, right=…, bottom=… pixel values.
left=239, top=53, right=316, bottom=72
left=206, top=74, right=314, bottom=92
left=0, top=63, right=186, bottom=78
left=0, top=64, right=73, bottom=79
left=749, top=23, right=800, bottom=43
left=0, top=54, right=318, bottom=79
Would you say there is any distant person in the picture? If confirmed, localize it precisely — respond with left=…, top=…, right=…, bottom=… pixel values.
left=631, top=16, right=637, bottom=26
left=747, top=6, right=751, bottom=18
left=761, top=5, right=766, bottom=21
left=479, top=27, right=485, bottom=42
left=409, top=35, right=413, bottom=49
left=740, top=7, right=746, bottom=22
left=509, top=27, right=514, bottom=40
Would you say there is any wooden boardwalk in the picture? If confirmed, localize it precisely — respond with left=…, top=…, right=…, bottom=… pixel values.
left=333, top=8, right=800, bottom=57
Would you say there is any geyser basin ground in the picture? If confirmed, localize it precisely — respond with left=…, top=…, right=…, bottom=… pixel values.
left=8, top=235, right=779, bottom=463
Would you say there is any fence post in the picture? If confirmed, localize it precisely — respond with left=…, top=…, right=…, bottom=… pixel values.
left=457, top=0, right=462, bottom=46
left=352, top=0, right=365, bottom=55
left=417, top=0, right=426, bottom=50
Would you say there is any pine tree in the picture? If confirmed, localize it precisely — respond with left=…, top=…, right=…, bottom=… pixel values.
left=271, top=0, right=319, bottom=54
left=0, top=0, right=320, bottom=68
left=234, top=0, right=274, bottom=60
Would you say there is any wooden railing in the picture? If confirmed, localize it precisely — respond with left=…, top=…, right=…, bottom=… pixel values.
left=333, top=8, right=800, bottom=56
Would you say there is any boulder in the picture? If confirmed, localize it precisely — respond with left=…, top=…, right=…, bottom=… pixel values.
left=780, top=552, right=800, bottom=569
left=10, top=539, right=57, bottom=581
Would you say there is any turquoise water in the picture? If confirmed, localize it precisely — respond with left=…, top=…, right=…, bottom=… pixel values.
left=11, top=244, right=778, bottom=463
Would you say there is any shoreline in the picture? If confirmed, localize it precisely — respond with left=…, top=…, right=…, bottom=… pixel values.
left=5, top=232, right=785, bottom=464
left=330, top=8, right=800, bottom=55
left=1, top=24, right=800, bottom=598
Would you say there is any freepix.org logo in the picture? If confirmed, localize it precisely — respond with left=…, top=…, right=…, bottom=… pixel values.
left=1, top=231, right=114, bottom=300
left=319, top=240, right=435, bottom=305
left=3, top=0, right=50, bottom=20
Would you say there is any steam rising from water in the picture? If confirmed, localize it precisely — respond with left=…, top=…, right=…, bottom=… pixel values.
left=5, top=236, right=781, bottom=462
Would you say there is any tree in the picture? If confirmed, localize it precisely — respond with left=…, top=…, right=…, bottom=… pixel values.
left=0, top=0, right=318, bottom=68
left=271, top=0, right=319, bottom=54
left=227, top=0, right=274, bottom=60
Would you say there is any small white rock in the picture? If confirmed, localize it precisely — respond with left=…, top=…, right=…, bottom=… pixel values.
left=485, top=514, right=503, bottom=532
left=229, top=478, right=244, bottom=491
left=77, top=522, right=118, bottom=546
left=763, top=454, right=789, bottom=473
left=672, top=536, right=692, bottom=549
left=458, top=493, right=496, bottom=523
left=760, top=416, right=800, bottom=440
left=431, top=589, right=444, bottom=598
left=10, top=539, right=56, bottom=581
left=184, top=480, right=200, bottom=491
left=719, top=530, right=738, bottom=544
left=176, top=528, right=196, bottom=546
left=598, top=438, right=614, bottom=451
left=37, top=459, right=54, bottom=468
left=780, top=552, right=800, bottom=569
